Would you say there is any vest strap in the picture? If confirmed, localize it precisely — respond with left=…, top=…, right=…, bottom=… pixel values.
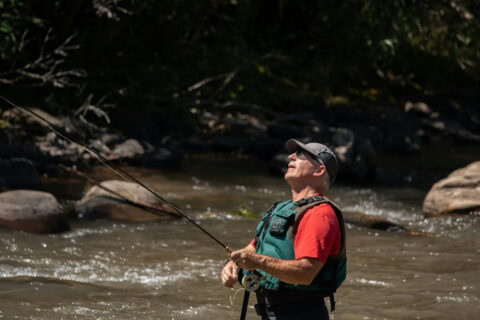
left=329, top=293, right=336, bottom=312
left=293, top=195, right=325, bottom=207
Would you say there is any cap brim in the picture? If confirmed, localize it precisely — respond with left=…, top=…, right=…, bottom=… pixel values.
left=286, top=139, right=316, bottom=156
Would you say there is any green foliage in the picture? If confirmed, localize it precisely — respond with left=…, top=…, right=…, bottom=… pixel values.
left=0, top=120, right=10, bottom=129
left=0, top=0, right=48, bottom=61
left=0, top=0, right=478, bottom=116
left=0, top=0, right=25, bottom=60
left=231, top=209, right=257, bottom=218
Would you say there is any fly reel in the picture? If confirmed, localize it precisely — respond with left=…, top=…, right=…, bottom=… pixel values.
left=241, top=272, right=260, bottom=292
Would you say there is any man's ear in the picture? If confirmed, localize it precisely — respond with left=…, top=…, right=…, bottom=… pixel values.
left=312, top=165, right=326, bottom=177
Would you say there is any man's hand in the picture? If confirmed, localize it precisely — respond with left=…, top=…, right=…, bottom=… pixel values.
left=231, top=248, right=325, bottom=285
left=230, top=248, right=261, bottom=271
left=221, top=260, right=239, bottom=288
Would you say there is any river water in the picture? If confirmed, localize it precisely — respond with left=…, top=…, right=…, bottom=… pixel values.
left=0, top=156, right=479, bottom=319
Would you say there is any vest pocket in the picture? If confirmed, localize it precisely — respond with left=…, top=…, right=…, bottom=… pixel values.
left=269, top=216, right=288, bottom=236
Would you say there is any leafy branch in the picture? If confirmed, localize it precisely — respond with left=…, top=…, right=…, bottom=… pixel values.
left=0, top=29, right=86, bottom=88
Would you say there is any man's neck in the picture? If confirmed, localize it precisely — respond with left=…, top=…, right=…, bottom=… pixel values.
left=291, top=186, right=322, bottom=202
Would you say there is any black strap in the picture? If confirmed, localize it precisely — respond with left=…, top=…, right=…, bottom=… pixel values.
left=293, top=196, right=324, bottom=207
left=240, top=290, right=250, bottom=320
left=254, top=201, right=281, bottom=246
left=329, top=293, right=335, bottom=312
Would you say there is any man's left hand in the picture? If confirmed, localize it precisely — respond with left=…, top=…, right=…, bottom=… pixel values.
left=230, top=248, right=260, bottom=271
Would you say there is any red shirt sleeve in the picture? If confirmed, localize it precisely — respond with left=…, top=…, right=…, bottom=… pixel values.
left=293, top=203, right=341, bottom=263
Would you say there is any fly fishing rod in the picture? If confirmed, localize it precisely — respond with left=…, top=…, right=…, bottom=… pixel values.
left=1, top=95, right=268, bottom=320
left=0, top=95, right=231, bottom=253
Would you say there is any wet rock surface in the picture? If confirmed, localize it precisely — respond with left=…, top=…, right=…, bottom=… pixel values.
left=75, top=180, right=181, bottom=222
left=0, top=190, right=69, bottom=233
left=109, top=139, right=145, bottom=160
left=423, top=161, right=480, bottom=217
left=343, top=210, right=406, bottom=232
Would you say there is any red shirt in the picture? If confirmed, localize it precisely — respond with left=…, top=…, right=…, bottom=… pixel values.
left=293, top=203, right=341, bottom=263
left=252, top=201, right=341, bottom=264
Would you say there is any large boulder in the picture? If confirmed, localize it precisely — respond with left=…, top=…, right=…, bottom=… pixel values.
left=0, top=190, right=69, bottom=233
left=423, top=161, right=480, bottom=216
left=75, top=180, right=181, bottom=222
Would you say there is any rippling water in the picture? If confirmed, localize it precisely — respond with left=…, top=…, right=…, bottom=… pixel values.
left=1, top=157, right=479, bottom=319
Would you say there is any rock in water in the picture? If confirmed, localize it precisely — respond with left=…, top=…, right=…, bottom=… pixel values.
left=343, top=210, right=406, bottom=232
left=110, top=139, right=144, bottom=160
left=75, top=180, right=181, bottom=222
left=0, top=190, right=69, bottom=233
left=423, top=161, right=480, bottom=217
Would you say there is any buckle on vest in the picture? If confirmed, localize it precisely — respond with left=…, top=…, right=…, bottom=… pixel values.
left=294, top=196, right=324, bottom=207
left=294, top=199, right=307, bottom=206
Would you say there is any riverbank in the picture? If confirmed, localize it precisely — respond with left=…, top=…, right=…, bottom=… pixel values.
left=1, top=100, right=479, bottom=192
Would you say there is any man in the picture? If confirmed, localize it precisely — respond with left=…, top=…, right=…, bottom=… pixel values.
left=221, top=139, right=346, bottom=320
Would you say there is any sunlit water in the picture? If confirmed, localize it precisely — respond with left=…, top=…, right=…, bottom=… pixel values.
left=1, top=157, right=479, bottom=319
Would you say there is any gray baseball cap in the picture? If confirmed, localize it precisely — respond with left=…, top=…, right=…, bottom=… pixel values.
left=286, top=139, right=338, bottom=183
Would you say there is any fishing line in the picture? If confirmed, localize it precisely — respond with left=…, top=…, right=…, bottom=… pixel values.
left=0, top=95, right=230, bottom=252
left=230, top=287, right=245, bottom=306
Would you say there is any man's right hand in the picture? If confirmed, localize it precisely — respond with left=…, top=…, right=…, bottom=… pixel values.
left=221, top=260, right=239, bottom=288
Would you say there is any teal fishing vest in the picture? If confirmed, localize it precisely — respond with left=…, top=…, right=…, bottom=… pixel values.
left=254, top=196, right=347, bottom=295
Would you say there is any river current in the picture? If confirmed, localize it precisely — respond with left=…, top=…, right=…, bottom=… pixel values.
left=1, top=156, right=478, bottom=319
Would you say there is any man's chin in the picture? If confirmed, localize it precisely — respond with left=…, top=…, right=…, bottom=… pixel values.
left=284, top=174, right=295, bottom=184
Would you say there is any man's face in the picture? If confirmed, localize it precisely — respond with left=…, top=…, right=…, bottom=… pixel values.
left=284, top=149, right=323, bottom=184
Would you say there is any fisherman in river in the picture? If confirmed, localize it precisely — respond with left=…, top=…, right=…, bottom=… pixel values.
left=221, top=139, right=346, bottom=320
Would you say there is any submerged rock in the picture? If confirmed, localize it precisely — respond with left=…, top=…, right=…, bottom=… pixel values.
left=4, top=276, right=90, bottom=287
left=0, top=190, right=69, bottom=233
left=423, top=161, right=480, bottom=217
left=343, top=210, right=406, bottom=232
left=75, top=180, right=181, bottom=222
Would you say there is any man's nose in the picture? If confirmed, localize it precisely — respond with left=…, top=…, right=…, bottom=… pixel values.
left=288, top=153, right=296, bottom=160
